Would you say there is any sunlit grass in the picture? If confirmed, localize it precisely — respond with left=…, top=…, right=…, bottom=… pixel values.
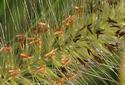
left=0, top=0, right=125, bottom=85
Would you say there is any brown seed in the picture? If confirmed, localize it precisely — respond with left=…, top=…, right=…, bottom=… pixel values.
left=16, top=34, right=25, bottom=37
left=19, top=53, right=32, bottom=59
left=61, top=57, right=71, bottom=66
left=35, top=65, right=46, bottom=74
left=65, top=16, right=73, bottom=28
left=54, top=28, right=64, bottom=37
left=32, top=22, right=48, bottom=34
left=29, top=38, right=42, bottom=45
left=9, top=68, right=20, bottom=77
left=44, top=48, right=57, bottom=58
left=0, top=43, right=12, bottom=54
left=59, top=78, right=64, bottom=85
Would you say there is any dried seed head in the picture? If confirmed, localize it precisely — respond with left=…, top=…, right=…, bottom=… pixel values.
left=15, top=34, right=26, bottom=48
left=59, top=78, right=64, bottom=85
left=16, top=34, right=25, bottom=37
left=26, top=37, right=42, bottom=49
left=0, top=43, right=12, bottom=54
left=9, top=68, right=20, bottom=77
left=19, top=53, right=32, bottom=59
left=65, top=16, right=73, bottom=28
left=54, top=28, right=64, bottom=37
left=32, top=22, right=48, bottom=34
left=28, top=38, right=42, bottom=46
left=61, top=56, right=71, bottom=66
left=44, top=48, right=57, bottom=58
left=53, top=78, right=64, bottom=85
left=35, top=65, right=46, bottom=74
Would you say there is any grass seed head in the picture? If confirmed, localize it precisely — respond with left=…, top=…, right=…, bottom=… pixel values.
left=61, top=56, right=71, bottom=66
left=9, top=68, right=21, bottom=78
left=44, top=48, right=57, bottom=59
left=65, top=15, right=74, bottom=28
left=0, top=43, right=12, bottom=54
left=19, top=53, right=32, bottom=59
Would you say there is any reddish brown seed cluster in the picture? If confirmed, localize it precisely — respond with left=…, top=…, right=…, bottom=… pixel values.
left=9, top=68, right=21, bottom=78
left=27, top=38, right=42, bottom=47
left=16, top=34, right=26, bottom=48
left=16, top=34, right=42, bottom=49
left=35, top=65, right=46, bottom=74
left=0, top=43, right=12, bottom=54
left=65, top=16, right=74, bottom=28
left=54, top=28, right=64, bottom=38
left=61, top=56, right=71, bottom=66
left=52, top=78, right=64, bottom=85
left=19, top=53, right=32, bottom=59
left=32, top=22, right=48, bottom=34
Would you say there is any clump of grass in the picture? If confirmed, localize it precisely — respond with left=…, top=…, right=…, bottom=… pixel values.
left=0, top=0, right=125, bottom=85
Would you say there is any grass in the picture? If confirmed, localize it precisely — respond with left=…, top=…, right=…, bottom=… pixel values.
left=0, top=0, right=125, bottom=85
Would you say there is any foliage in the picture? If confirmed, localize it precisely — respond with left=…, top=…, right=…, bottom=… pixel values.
left=0, top=0, right=125, bottom=85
